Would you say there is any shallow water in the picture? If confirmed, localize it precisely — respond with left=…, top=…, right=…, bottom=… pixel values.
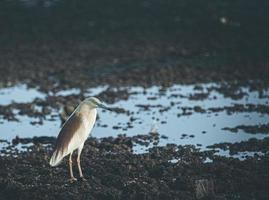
left=0, top=84, right=45, bottom=105
left=213, top=149, right=265, bottom=160
left=92, top=84, right=269, bottom=152
left=0, top=83, right=268, bottom=156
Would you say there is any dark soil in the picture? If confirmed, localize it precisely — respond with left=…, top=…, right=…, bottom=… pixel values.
left=207, top=137, right=269, bottom=155
left=0, top=135, right=269, bottom=200
left=222, top=124, right=269, bottom=134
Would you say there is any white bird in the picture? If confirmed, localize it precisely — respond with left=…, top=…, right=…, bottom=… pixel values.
left=49, top=97, right=111, bottom=182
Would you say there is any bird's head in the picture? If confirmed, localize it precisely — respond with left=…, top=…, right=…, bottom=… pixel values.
left=84, top=97, right=111, bottom=111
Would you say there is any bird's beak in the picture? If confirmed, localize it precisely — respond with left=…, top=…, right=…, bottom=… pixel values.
left=98, top=103, right=113, bottom=111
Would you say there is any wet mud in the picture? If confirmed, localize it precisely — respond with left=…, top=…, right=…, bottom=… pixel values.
left=0, top=65, right=268, bottom=199
left=222, top=124, right=269, bottom=134
left=0, top=2, right=269, bottom=198
left=0, top=135, right=269, bottom=200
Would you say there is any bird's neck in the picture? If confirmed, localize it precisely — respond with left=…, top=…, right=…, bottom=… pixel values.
left=76, top=103, right=96, bottom=117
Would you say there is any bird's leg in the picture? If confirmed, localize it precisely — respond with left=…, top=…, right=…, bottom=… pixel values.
left=77, top=144, right=86, bottom=181
left=69, top=152, right=77, bottom=182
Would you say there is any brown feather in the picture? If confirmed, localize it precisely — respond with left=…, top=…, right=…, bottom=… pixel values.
left=55, top=112, right=83, bottom=154
left=50, top=102, right=96, bottom=166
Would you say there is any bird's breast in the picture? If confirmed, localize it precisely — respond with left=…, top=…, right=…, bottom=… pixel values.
left=80, top=108, right=97, bottom=138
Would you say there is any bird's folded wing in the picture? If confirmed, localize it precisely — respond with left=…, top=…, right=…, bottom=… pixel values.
left=50, top=113, right=84, bottom=166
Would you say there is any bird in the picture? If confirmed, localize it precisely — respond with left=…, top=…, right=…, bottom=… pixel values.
left=49, top=97, right=111, bottom=182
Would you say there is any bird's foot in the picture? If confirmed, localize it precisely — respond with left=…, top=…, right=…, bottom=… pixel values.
left=80, top=176, right=87, bottom=181
left=69, top=177, right=77, bottom=183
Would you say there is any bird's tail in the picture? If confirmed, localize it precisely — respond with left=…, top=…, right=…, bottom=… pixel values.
left=49, top=150, right=64, bottom=167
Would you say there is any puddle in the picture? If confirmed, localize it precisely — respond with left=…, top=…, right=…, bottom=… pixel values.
left=92, top=84, right=269, bottom=152
left=213, top=149, right=266, bottom=160
left=203, top=157, right=213, bottom=163
left=0, top=84, right=46, bottom=105
left=0, top=83, right=268, bottom=156
left=0, top=142, right=34, bottom=156
left=0, top=114, right=60, bottom=141
left=54, top=88, right=81, bottom=96
left=168, top=158, right=181, bottom=164
left=87, top=86, right=109, bottom=96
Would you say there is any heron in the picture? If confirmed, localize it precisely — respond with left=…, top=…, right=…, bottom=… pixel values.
left=49, top=97, right=111, bottom=182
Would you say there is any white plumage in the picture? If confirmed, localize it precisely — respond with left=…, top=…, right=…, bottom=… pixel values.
left=49, top=97, right=109, bottom=181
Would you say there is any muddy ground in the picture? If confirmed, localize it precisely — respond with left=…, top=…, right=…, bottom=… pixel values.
left=1, top=78, right=269, bottom=200
left=1, top=1, right=269, bottom=199
left=0, top=135, right=269, bottom=200
left=1, top=41, right=269, bottom=200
